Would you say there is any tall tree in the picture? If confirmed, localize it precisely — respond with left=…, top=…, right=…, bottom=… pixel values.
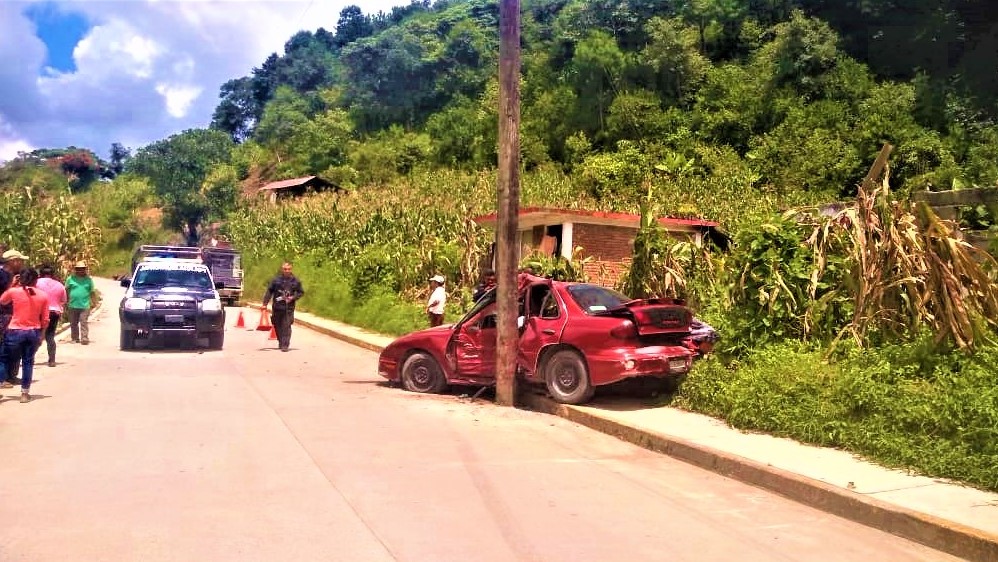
left=127, top=129, right=235, bottom=244
left=211, top=77, right=258, bottom=142
left=569, top=30, right=628, bottom=139
left=335, top=5, right=374, bottom=48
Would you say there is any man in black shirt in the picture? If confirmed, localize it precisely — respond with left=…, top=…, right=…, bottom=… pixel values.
left=472, top=268, right=496, bottom=303
left=262, top=262, right=305, bottom=352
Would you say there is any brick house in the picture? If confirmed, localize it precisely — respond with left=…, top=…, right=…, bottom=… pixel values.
left=474, top=207, right=726, bottom=287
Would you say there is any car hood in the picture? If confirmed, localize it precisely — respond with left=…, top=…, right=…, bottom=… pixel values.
left=384, top=323, right=454, bottom=351
left=130, top=287, right=217, bottom=300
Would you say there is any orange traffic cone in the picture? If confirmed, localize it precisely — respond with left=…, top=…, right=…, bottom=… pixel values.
left=256, top=308, right=272, bottom=331
left=268, top=326, right=278, bottom=340
left=234, top=309, right=245, bottom=328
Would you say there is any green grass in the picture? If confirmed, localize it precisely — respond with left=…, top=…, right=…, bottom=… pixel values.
left=675, top=340, right=998, bottom=492
left=241, top=253, right=467, bottom=336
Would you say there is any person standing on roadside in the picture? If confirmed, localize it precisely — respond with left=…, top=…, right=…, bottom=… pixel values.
left=0, top=249, right=28, bottom=388
left=472, top=268, right=496, bottom=303
left=262, top=262, right=305, bottom=352
left=426, top=274, right=447, bottom=327
left=36, top=265, right=67, bottom=367
left=66, top=261, right=95, bottom=345
left=0, top=268, right=49, bottom=403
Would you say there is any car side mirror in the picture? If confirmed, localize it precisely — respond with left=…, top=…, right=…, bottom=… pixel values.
left=467, top=325, right=481, bottom=334
left=215, top=282, right=225, bottom=289
left=120, top=278, right=131, bottom=288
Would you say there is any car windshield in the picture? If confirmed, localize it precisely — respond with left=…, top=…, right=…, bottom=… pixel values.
left=133, top=268, right=213, bottom=289
left=456, top=287, right=496, bottom=325
left=566, top=284, right=631, bottom=314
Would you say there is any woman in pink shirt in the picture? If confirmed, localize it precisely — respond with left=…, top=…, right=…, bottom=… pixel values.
left=0, top=268, right=50, bottom=403
left=36, top=265, right=67, bottom=367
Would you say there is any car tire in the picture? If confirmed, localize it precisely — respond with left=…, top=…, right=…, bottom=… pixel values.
left=401, top=352, right=447, bottom=394
left=207, top=331, right=224, bottom=350
left=120, top=329, right=135, bottom=351
left=544, top=349, right=594, bottom=405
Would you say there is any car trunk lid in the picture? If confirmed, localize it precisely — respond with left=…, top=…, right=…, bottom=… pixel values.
left=608, top=299, right=692, bottom=336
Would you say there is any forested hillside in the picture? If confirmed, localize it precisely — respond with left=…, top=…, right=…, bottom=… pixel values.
left=209, top=0, right=998, bottom=205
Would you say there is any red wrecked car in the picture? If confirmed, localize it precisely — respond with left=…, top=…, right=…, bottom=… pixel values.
left=378, top=274, right=695, bottom=404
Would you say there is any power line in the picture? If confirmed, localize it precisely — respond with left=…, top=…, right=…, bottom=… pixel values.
left=295, top=0, right=316, bottom=28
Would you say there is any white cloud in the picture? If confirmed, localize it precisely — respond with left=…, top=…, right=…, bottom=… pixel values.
left=0, top=115, right=34, bottom=162
left=156, top=83, right=203, bottom=118
left=0, top=0, right=407, bottom=156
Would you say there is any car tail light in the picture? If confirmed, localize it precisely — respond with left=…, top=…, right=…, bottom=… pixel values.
left=610, top=320, right=638, bottom=340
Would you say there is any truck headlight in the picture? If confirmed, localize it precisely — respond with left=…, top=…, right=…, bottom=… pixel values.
left=201, top=298, right=222, bottom=312
left=123, top=298, right=148, bottom=311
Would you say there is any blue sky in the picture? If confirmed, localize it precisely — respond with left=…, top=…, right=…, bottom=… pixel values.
left=26, top=2, right=91, bottom=73
left=0, top=0, right=406, bottom=161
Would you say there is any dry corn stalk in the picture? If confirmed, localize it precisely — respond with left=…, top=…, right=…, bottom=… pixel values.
left=812, top=168, right=998, bottom=349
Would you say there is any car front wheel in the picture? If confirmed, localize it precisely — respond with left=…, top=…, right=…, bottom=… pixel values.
left=207, top=331, right=224, bottom=350
left=544, top=349, right=594, bottom=404
left=401, top=352, right=447, bottom=394
left=120, top=329, right=135, bottom=351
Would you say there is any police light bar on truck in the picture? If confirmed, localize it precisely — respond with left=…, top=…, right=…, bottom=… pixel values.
left=141, top=256, right=203, bottom=264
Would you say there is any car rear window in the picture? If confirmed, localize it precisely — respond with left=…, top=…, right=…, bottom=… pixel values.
left=566, top=284, right=630, bottom=314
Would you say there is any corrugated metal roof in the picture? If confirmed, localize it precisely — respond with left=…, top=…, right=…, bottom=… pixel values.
left=259, top=176, right=319, bottom=191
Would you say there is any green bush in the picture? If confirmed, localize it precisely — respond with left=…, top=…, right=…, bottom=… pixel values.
left=677, top=339, right=998, bottom=492
left=241, top=253, right=465, bottom=336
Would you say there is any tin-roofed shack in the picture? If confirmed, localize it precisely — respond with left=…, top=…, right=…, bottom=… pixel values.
left=258, top=176, right=345, bottom=203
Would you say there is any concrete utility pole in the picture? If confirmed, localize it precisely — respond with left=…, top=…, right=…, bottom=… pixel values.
left=495, top=0, right=520, bottom=407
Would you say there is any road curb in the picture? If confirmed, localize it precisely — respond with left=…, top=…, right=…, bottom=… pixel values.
left=520, top=391, right=998, bottom=562
left=294, top=317, right=387, bottom=354
left=245, top=304, right=388, bottom=355
left=288, top=312, right=998, bottom=561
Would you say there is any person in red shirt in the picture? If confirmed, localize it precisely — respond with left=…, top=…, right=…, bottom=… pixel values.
left=0, top=268, right=50, bottom=403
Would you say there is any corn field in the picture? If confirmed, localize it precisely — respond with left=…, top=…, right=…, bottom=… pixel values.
left=812, top=170, right=998, bottom=349
left=0, top=187, right=101, bottom=273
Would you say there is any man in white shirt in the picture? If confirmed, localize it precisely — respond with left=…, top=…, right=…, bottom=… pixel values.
left=426, top=275, right=446, bottom=327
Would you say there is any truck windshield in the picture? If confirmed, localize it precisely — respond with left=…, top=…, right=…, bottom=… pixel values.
left=133, top=268, right=213, bottom=289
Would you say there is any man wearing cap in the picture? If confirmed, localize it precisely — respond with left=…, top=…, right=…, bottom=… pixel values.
left=426, top=275, right=447, bottom=327
left=0, top=249, right=27, bottom=292
left=262, top=262, right=305, bottom=352
left=65, top=261, right=95, bottom=345
left=0, top=250, right=27, bottom=388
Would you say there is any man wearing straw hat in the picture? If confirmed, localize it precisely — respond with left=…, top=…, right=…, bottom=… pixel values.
left=0, top=249, right=27, bottom=388
left=66, top=260, right=95, bottom=345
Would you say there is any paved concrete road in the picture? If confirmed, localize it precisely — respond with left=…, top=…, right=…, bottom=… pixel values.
left=0, top=279, right=961, bottom=562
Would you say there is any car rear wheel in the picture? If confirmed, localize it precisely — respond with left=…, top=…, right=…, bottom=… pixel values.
left=544, top=349, right=594, bottom=405
left=401, top=352, right=447, bottom=394
left=120, top=329, right=135, bottom=351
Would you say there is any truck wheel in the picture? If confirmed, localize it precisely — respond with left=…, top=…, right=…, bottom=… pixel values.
left=544, top=349, right=594, bottom=404
left=120, top=329, right=135, bottom=351
left=208, top=331, right=224, bottom=350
